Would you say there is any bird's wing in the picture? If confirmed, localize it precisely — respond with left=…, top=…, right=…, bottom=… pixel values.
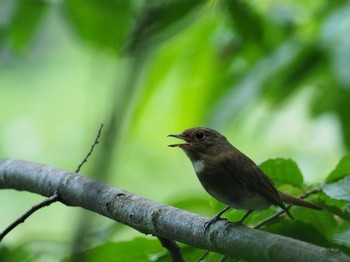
left=222, top=151, right=293, bottom=219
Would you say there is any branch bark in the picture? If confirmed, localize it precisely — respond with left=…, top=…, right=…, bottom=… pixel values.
left=0, top=159, right=348, bottom=262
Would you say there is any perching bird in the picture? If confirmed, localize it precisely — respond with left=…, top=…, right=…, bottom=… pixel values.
left=168, top=127, right=321, bottom=227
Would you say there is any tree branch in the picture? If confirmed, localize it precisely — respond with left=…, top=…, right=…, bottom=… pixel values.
left=0, top=159, right=348, bottom=262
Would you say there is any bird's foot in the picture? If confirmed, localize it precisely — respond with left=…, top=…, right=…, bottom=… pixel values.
left=223, top=220, right=244, bottom=233
left=204, top=206, right=231, bottom=233
left=204, top=216, right=227, bottom=232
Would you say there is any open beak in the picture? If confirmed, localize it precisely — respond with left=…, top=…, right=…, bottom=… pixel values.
left=167, top=134, right=190, bottom=147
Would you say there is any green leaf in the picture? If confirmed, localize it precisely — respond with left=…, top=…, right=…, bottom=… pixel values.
left=62, top=237, right=163, bottom=262
left=318, top=192, right=350, bottom=221
left=259, top=158, right=304, bottom=188
left=292, top=207, right=337, bottom=239
left=335, top=229, right=350, bottom=248
left=326, top=155, right=350, bottom=183
left=64, top=0, right=133, bottom=54
left=323, top=176, right=350, bottom=202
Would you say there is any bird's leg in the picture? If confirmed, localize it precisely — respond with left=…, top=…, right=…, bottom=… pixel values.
left=236, top=210, right=254, bottom=224
left=222, top=210, right=254, bottom=234
left=204, top=206, right=231, bottom=231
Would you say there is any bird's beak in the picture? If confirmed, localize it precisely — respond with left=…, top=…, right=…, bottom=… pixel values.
left=167, top=134, right=190, bottom=147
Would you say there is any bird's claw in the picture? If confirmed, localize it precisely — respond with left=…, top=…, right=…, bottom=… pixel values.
left=204, top=216, right=227, bottom=232
left=223, top=220, right=243, bottom=234
left=204, top=217, right=244, bottom=235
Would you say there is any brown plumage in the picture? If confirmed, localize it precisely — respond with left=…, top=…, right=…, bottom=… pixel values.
left=168, top=127, right=321, bottom=226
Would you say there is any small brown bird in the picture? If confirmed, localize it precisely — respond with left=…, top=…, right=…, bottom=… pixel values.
left=168, top=127, right=321, bottom=227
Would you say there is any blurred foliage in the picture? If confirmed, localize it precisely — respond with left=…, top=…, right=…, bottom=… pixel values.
left=1, top=0, right=350, bottom=261
left=64, top=0, right=133, bottom=54
left=326, top=155, right=350, bottom=183
left=5, top=0, right=49, bottom=52
left=0, top=245, right=30, bottom=262
left=63, top=238, right=164, bottom=262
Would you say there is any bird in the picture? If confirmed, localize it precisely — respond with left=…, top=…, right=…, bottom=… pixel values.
left=168, top=127, right=321, bottom=228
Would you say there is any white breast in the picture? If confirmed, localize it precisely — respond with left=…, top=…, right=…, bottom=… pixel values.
left=193, top=160, right=205, bottom=174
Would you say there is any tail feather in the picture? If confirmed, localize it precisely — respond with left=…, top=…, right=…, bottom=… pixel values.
left=279, top=191, right=322, bottom=210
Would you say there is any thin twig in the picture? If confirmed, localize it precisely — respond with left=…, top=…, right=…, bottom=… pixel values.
left=75, top=124, right=104, bottom=173
left=196, top=250, right=209, bottom=262
left=0, top=193, right=60, bottom=241
left=218, top=255, right=228, bottom=262
left=158, top=237, right=186, bottom=262
left=0, top=124, right=104, bottom=242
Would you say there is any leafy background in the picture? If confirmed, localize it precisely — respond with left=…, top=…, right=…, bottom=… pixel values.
left=1, top=0, right=350, bottom=261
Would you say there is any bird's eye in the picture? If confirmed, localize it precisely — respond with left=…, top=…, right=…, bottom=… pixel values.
left=195, top=132, right=205, bottom=140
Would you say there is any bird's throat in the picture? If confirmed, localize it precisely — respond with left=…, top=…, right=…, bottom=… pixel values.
left=192, top=159, right=205, bottom=174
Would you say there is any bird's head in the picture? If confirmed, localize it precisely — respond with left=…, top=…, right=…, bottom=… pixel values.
left=168, top=127, right=229, bottom=160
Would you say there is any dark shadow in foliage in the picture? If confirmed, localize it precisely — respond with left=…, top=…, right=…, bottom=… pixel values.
left=266, top=220, right=332, bottom=248
left=126, top=0, right=204, bottom=54
left=6, top=0, right=48, bottom=52
left=63, top=0, right=133, bottom=54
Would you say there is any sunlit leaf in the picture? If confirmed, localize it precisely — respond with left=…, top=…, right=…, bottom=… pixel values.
left=259, top=158, right=304, bottom=188
left=326, top=156, right=350, bottom=183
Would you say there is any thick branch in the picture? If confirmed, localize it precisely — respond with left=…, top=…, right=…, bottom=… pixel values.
left=0, top=159, right=348, bottom=262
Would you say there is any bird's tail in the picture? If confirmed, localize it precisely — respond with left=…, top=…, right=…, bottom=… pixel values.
left=279, top=191, right=322, bottom=210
